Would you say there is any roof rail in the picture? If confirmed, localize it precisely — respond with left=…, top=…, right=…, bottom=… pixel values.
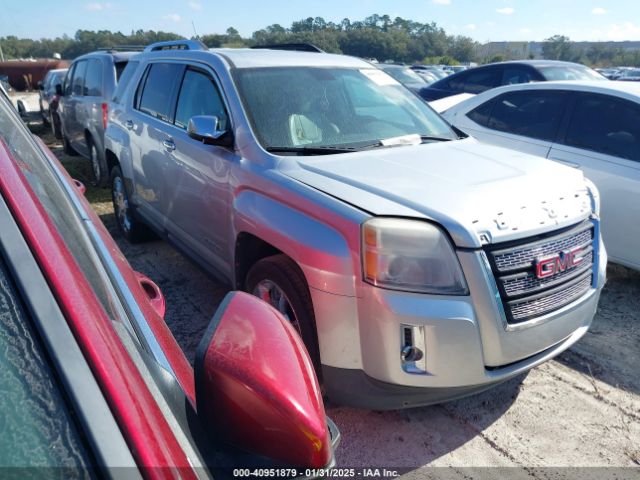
left=144, top=40, right=207, bottom=52
left=96, top=45, right=145, bottom=52
left=251, top=43, right=324, bottom=53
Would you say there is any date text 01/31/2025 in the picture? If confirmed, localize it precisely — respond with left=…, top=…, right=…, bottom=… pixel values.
left=232, top=468, right=400, bottom=478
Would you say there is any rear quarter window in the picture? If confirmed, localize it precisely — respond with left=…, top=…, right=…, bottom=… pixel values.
left=112, top=61, right=139, bottom=104
left=84, top=59, right=103, bottom=97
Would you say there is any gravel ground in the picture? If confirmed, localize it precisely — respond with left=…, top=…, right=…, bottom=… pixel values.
left=32, top=121, right=639, bottom=478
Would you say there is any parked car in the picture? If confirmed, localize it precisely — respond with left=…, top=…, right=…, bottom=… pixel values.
left=105, top=40, right=606, bottom=410
left=38, top=67, right=67, bottom=137
left=58, top=49, right=140, bottom=185
left=411, top=65, right=449, bottom=81
left=618, top=68, right=640, bottom=82
left=0, top=74, right=11, bottom=93
left=419, top=60, right=607, bottom=102
left=0, top=84, right=338, bottom=475
left=411, top=68, right=440, bottom=84
left=441, top=80, right=640, bottom=270
left=377, top=64, right=428, bottom=92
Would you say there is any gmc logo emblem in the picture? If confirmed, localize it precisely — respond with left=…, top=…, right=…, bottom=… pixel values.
left=535, top=246, right=586, bottom=279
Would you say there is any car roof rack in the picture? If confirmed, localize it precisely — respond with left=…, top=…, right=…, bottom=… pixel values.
left=251, top=43, right=324, bottom=53
left=144, top=40, right=207, bottom=52
left=96, top=45, right=146, bottom=52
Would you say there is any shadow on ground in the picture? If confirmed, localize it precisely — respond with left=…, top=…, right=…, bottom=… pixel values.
left=556, top=264, right=640, bottom=395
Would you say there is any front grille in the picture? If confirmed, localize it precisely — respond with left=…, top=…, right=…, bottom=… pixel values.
left=485, top=221, right=595, bottom=324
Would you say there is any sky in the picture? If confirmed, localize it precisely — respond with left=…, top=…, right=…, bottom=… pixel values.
left=1, top=0, right=640, bottom=43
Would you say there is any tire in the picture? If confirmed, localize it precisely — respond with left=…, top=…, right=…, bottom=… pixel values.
left=50, top=112, right=62, bottom=139
left=245, top=254, right=322, bottom=377
left=88, top=137, right=107, bottom=187
left=62, top=128, right=78, bottom=156
left=110, top=165, right=153, bottom=243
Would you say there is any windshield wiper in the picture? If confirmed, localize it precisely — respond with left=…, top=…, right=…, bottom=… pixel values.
left=266, top=134, right=457, bottom=156
left=265, top=145, right=363, bottom=155
left=418, top=135, right=455, bottom=142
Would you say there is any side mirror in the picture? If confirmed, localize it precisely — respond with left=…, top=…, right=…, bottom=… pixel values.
left=187, top=115, right=233, bottom=147
left=55, top=83, right=63, bottom=96
left=195, top=292, right=332, bottom=468
left=38, top=81, right=44, bottom=90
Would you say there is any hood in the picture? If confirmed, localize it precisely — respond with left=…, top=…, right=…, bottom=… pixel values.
left=279, top=138, right=593, bottom=248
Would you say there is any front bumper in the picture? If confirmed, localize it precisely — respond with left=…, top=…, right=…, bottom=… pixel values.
left=317, top=235, right=606, bottom=410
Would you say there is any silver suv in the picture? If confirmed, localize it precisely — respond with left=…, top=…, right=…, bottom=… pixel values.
left=58, top=49, right=139, bottom=185
left=105, top=41, right=607, bottom=409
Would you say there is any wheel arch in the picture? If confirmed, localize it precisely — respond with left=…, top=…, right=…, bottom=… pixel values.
left=232, top=190, right=357, bottom=297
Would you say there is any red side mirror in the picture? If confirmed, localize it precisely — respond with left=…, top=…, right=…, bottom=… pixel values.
left=195, top=292, right=332, bottom=468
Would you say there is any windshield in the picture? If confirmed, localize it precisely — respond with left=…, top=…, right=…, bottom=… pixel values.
left=539, top=65, right=606, bottom=81
left=233, top=67, right=457, bottom=151
left=379, top=66, right=426, bottom=85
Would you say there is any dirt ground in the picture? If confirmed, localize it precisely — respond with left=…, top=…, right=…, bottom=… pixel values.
left=31, top=120, right=639, bottom=478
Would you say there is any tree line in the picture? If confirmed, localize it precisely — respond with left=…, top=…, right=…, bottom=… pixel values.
left=1, top=14, right=640, bottom=66
left=0, top=14, right=478, bottom=65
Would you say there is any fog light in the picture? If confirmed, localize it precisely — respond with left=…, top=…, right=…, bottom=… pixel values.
left=400, top=325, right=427, bottom=374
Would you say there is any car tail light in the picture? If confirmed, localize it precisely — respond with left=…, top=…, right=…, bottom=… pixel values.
left=101, top=102, right=108, bottom=130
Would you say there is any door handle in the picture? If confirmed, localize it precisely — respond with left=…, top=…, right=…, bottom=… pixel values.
left=125, top=120, right=134, bottom=130
left=550, top=157, right=580, bottom=169
left=162, top=139, right=176, bottom=151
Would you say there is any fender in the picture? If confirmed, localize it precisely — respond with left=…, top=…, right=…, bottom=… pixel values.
left=233, top=190, right=357, bottom=297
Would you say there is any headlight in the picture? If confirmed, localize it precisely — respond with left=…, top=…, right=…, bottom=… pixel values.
left=362, top=218, right=468, bottom=295
left=584, top=178, right=600, bottom=216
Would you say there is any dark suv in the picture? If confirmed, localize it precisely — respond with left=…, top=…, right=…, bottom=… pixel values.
left=419, top=60, right=606, bottom=102
left=58, top=49, right=140, bottom=185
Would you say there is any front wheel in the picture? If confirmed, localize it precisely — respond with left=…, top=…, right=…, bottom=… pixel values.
left=246, top=254, right=321, bottom=376
left=110, top=165, right=153, bottom=243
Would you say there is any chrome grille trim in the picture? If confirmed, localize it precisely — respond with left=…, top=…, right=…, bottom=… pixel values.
left=508, top=273, right=592, bottom=321
left=484, top=220, right=595, bottom=324
left=492, top=224, right=593, bottom=273
left=500, top=250, right=593, bottom=297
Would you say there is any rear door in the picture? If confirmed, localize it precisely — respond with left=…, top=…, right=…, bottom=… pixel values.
left=460, top=89, right=568, bottom=158
left=548, top=92, right=640, bottom=269
left=128, top=62, right=184, bottom=229
left=82, top=58, right=105, bottom=150
left=66, top=59, right=88, bottom=152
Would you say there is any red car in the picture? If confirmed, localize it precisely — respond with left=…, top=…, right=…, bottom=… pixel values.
left=0, top=83, right=338, bottom=477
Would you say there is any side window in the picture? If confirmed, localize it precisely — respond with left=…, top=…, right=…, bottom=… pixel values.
left=71, top=61, right=87, bottom=96
left=113, top=61, right=139, bottom=104
left=63, top=63, right=76, bottom=96
left=452, top=68, right=499, bottom=94
left=502, top=67, right=536, bottom=86
left=467, top=99, right=495, bottom=127
left=174, top=69, right=229, bottom=130
left=446, top=71, right=470, bottom=91
left=565, top=94, right=640, bottom=162
left=137, top=63, right=183, bottom=122
left=488, top=90, right=567, bottom=141
left=84, top=59, right=103, bottom=97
